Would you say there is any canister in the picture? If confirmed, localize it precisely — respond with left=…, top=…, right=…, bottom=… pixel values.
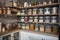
left=22, top=24, right=25, bottom=29
left=29, top=17, right=33, bottom=22
left=40, top=25, right=44, bottom=32
left=34, top=16, right=38, bottom=23
left=38, top=8, right=43, bottom=14
left=39, top=16, right=43, bottom=23
left=25, top=24, right=29, bottom=30
left=30, top=24, right=34, bottom=30
left=28, top=9, right=32, bottom=15
left=21, top=17, right=24, bottom=22
left=33, top=8, right=37, bottom=15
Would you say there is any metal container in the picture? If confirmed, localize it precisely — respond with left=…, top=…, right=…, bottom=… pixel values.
left=38, top=8, right=43, bottom=14
left=39, top=16, right=43, bottom=23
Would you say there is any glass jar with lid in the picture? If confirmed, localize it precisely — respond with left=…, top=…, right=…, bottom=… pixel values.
left=33, top=8, right=37, bottom=15
left=22, top=24, right=26, bottom=29
left=20, top=17, right=24, bottom=22
left=44, top=7, right=50, bottom=14
left=0, top=8, right=2, bottom=14
left=51, top=16, right=57, bottom=23
left=35, top=24, right=38, bottom=31
left=28, top=9, right=32, bottom=15
left=17, top=10, right=21, bottom=15
left=25, top=24, right=29, bottom=30
left=39, top=16, right=44, bottom=23
left=2, top=27, right=5, bottom=32
left=52, top=7, right=58, bottom=14
left=17, top=23, right=21, bottom=28
left=40, top=25, right=44, bottom=32
left=29, top=17, right=33, bottom=22
left=7, top=8, right=11, bottom=15
left=6, top=22, right=10, bottom=30
left=30, top=24, right=34, bottom=31
left=3, top=7, right=6, bottom=14
left=21, top=10, right=25, bottom=15
left=24, top=17, right=28, bottom=22
left=45, top=16, right=50, bottom=23
left=34, top=16, right=38, bottom=23
left=38, top=8, right=43, bottom=15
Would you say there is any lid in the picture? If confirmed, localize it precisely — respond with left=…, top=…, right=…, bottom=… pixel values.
left=52, top=7, right=57, bottom=9
left=39, top=8, right=43, bottom=10
left=52, top=16, right=57, bottom=18
left=45, top=7, right=50, bottom=9
left=33, top=8, right=37, bottom=10
left=34, top=16, right=38, bottom=18
left=45, top=16, right=50, bottom=18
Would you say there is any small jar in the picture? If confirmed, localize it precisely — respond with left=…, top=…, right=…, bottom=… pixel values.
left=45, top=26, right=51, bottom=33
left=52, top=7, right=58, bottom=14
left=6, top=23, right=10, bottom=30
left=43, top=2, right=47, bottom=5
left=7, top=8, right=11, bottom=15
left=40, top=25, right=44, bottom=32
left=44, top=8, right=50, bottom=14
left=17, top=10, right=21, bottom=15
left=45, top=16, right=50, bottom=23
left=30, top=24, right=34, bottom=30
left=25, top=24, right=29, bottom=30
left=34, top=16, right=38, bottom=23
left=51, top=16, right=57, bottom=23
left=38, top=8, right=43, bottom=14
left=21, top=17, right=24, bottom=22
left=33, top=8, right=37, bottom=15
left=21, top=10, right=25, bottom=15
left=28, top=9, right=32, bottom=15
left=22, top=24, right=25, bottom=29
left=39, top=16, right=43, bottom=23
left=29, top=17, right=33, bottom=22
left=35, top=24, right=38, bottom=31
left=49, top=1, right=52, bottom=4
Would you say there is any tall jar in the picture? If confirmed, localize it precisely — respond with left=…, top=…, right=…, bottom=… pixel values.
left=28, top=9, right=32, bottom=15
left=51, top=16, right=57, bottom=23
left=13, top=1, right=17, bottom=7
left=24, top=17, right=28, bottom=22
left=2, top=7, right=6, bottom=14
left=45, top=16, right=50, bottom=23
left=7, top=8, right=11, bottom=15
left=33, top=8, right=37, bottom=15
left=34, top=16, right=38, bottom=23
left=40, top=25, right=44, bottom=32
left=44, top=8, right=50, bottom=14
left=30, top=24, right=34, bottom=31
left=21, top=10, right=25, bottom=15
left=52, top=7, right=58, bottom=14
left=35, top=24, right=38, bottom=31
left=29, top=17, right=33, bottom=22
left=25, top=24, right=29, bottom=30
left=22, top=24, right=25, bottom=30
left=20, top=17, right=24, bottom=22
left=38, top=8, right=43, bottom=15
left=39, top=16, right=44, bottom=23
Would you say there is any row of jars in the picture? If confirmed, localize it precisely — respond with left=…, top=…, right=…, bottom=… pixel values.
left=17, top=7, right=58, bottom=15
left=18, top=16, right=58, bottom=23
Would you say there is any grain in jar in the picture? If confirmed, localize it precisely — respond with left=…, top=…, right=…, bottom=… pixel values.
left=45, top=16, right=50, bottom=23
left=45, top=26, right=52, bottom=33
left=34, top=16, right=38, bottom=23
left=52, top=7, right=58, bottom=14
left=51, top=16, right=57, bottom=23
left=35, top=24, right=38, bottom=31
left=40, top=25, right=44, bottom=32
left=22, top=24, right=25, bottom=30
left=7, top=8, right=11, bottom=15
left=28, top=9, right=32, bottom=15
left=25, top=24, right=29, bottom=30
left=0, top=8, right=2, bottom=14
left=20, top=17, right=24, bottom=22
left=30, top=24, right=34, bottom=30
left=38, top=8, right=43, bottom=14
left=33, top=8, right=37, bottom=15
left=44, top=7, right=50, bottom=14
left=29, top=17, right=33, bottom=22
left=39, top=16, right=44, bottom=23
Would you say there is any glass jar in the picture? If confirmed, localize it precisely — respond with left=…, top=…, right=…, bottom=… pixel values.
left=29, top=17, right=33, bottom=22
left=40, top=25, right=44, bottom=32
left=28, top=9, right=32, bottom=15
left=21, top=10, right=25, bottom=15
left=3, top=7, right=6, bottom=14
left=52, top=7, right=58, bottom=14
left=7, top=8, right=11, bottom=15
left=43, top=2, right=47, bottom=5
left=2, top=27, right=5, bottom=32
left=25, top=24, right=29, bottom=30
left=0, top=22, right=2, bottom=32
left=39, top=16, right=43, bottom=23
left=20, top=17, right=24, bottom=22
left=51, top=16, right=57, bottom=23
left=24, top=2, right=28, bottom=7
left=34, top=16, right=38, bottom=23
left=6, top=22, right=10, bottom=30
left=33, top=8, right=37, bottom=15
left=44, top=8, right=50, bottom=14
left=24, top=17, right=28, bottom=22
left=17, top=23, right=21, bottom=28
left=13, top=1, right=17, bottom=7
left=0, top=8, right=2, bottom=14
left=17, top=10, right=21, bottom=15
left=45, top=26, right=51, bottom=33
left=38, top=8, right=43, bottom=14
left=30, top=24, right=34, bottom=30
left=35, top=24, right=38, bottom=31
left=45, top=16, right=50, bottom=23
left=22, top=24, right=25, bottom=29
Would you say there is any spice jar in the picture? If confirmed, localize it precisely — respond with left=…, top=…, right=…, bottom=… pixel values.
left=45, top=16, right=50, bottom=23
left=21, top=10, right=25, bottom=15
left=35, top=24, right=38, bottom=31
left=44, top=8, right=50, bottom=14
left=7, top=8, right=11, bottom=15
left=34, top=16, right=38, bottom=23
left=51, top=16, right=57, bottom=23
left=25, top=24, right=29, bottom=30
left=29, top=17, right=33, bottom=22
left=17, top=10, right=21, bottom=15
left=28, top=9, right=32, bottom=15
left=52, top=7, right=58, bottom=14
left=38, top=8, right=43, bottom=14
left=0, top=8, right=2, bottom=14
left=45, top=26, right=51, bottom=33
left=20, top=17, right=24, bottom=22
left=0, top=22, right=2, bottom=32
left=30, top=24, right=34, bottom=30
left=39, top=16, right=44, bottom=23
left=33, top=8, right=37, bottom=15
left=53, top=26, right=58, bottom=34
left=40, top=25, right=44, bottom=32
left=22, top=24, right=25, bottom=29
